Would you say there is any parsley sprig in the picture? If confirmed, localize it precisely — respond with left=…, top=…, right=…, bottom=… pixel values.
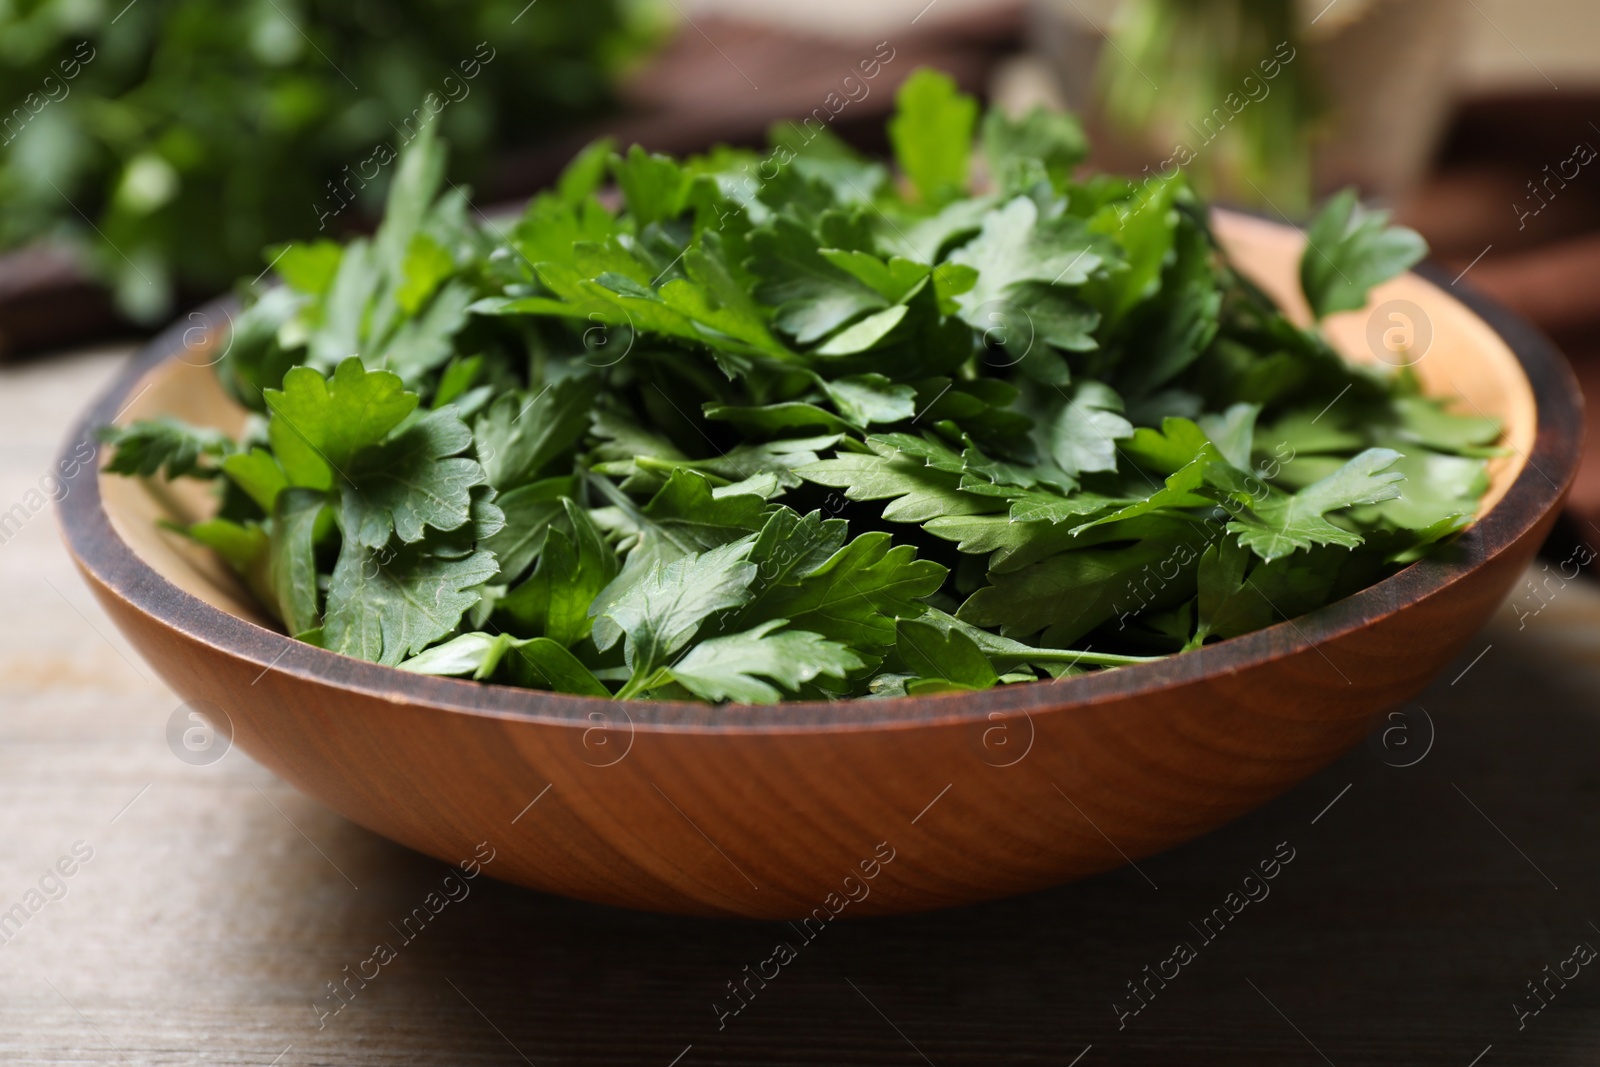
left=100, top=69, right=1498, bottom=702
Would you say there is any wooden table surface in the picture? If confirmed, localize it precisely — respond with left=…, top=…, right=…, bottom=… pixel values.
left=4, top=347, right=1599, bottom=1066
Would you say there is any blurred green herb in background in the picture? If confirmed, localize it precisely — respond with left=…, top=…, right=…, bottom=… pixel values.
left=0, top=0, right=666, bottom=321
left=1099, top=0, right=1321, bottom=212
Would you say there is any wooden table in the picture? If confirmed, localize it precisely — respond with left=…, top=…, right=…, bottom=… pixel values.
left=4, top=347, right=1599, bottom=1066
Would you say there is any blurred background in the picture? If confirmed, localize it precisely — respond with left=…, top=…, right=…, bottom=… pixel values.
left=1, top=0, right=1598, bottom=531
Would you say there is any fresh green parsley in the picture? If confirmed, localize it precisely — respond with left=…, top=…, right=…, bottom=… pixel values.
left=103, top=68, right=1499, bottom=703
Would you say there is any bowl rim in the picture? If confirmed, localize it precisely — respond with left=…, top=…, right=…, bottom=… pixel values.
left=57, top=246, right=1584, bottom=736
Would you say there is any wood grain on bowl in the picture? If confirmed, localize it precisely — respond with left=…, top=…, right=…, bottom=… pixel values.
left=57, top=211, right=1583, bottom=918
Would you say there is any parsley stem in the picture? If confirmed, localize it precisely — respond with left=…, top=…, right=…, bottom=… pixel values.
left=614, top=667, right=669, bottom=701
left=588, top=471, right=647, bottom=523
left=634, top=455, right=732, bottom=486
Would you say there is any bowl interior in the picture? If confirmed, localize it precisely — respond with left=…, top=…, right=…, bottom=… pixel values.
left=97, top=211, right=1539, bottom=667
left=1216, top=212, right=1534, bottom=515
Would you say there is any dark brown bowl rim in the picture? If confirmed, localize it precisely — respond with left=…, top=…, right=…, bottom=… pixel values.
left=57, top=254, right=1584, bottom=735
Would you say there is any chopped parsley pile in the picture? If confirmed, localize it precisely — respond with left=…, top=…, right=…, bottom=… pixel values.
left=102, top=69, right=1502, bottom=703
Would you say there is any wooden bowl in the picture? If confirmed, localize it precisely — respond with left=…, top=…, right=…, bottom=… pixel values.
left=58, top=212, right=1583, bottom=918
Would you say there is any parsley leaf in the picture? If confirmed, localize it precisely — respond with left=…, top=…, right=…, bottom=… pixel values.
left=1041, top=382, right=1135, bottom=477
left=736, top=520, right=947, bottom=650
left=667, top=620, right=864, bottom=703
left=181, top=518, right=274, bottom=615
left=798, top=447, right=1002, bottom=523
left=596, top=539, right=759, bottom=697
left=958, top=525, right=1201, bottom=644
left=823, top=374, right=918, bottom=426
left=888, top=69, right=979, bottom=205
left=1218, top=447, right=1405, bottom=561
left=271, top=488, right=326, bottom=639
left=324, top=542, right=498, bottom=667
left=949, top=197, right=1105, bottom=324
left=264, top=358, right=417, bottom=490
left=339, top=408, right=488, bottom=549
left=480, top=477, right=574, bottom=584
left=747, top=215, right=887, bottom=344
left=221, top=449, right=290, bottom=513
left=612, top=145, right=693, bottom=228
left=896, top=618, right=998, bottom=691
left=981, top=106, right=1089, bottom=188
left=474, top=378, right=599, bottom=492
left=1300, top=188, right=1428, bottom=319
left=498, top=501, right=620, bottom=648
left=613, top=469, right=770, bottom=566
left=100, top=418, right=235, bottom=480
left=399, top=632, right=609, bottom=696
